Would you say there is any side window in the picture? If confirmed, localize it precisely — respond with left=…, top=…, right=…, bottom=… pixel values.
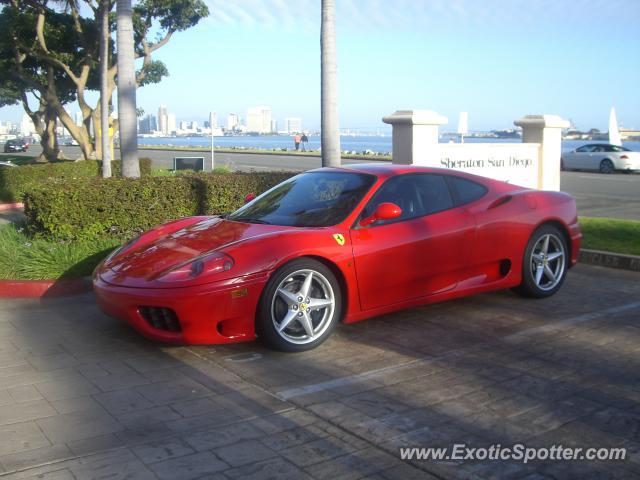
left=360, top=174, right=456, bottom=227
left=412, top=175, right=455, bottom=215
left=592, top=145, right=604, bottom=152
left=448, top=176, right=488, bottom=206
left=360, top=176, right=422, bottom=225
left=576, top=146, right=592, bottom=153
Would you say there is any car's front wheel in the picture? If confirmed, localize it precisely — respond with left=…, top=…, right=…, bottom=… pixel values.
left=514, top=225, right=568, bottom=298
left=256, top=258, right=342, bottom=352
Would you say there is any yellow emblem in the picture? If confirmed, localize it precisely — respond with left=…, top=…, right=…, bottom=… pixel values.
left=333, top=234, right=345, bottom=246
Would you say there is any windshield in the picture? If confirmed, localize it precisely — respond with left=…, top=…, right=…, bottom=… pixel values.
left=228, top=171, right=376, bottom=227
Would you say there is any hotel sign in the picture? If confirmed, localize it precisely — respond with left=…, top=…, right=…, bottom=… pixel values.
left=434, top=143, right=541, bottom=189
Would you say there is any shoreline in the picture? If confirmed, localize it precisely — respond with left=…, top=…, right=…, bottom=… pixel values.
left=138, top=145, right=392, bottom=161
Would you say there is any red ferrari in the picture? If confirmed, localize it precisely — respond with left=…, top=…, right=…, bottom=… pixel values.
left=94, top=164, right=581, bottom=351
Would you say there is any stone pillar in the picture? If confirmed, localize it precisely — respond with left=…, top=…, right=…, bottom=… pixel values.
left=514, top=115, right=569, bottom=191
left=382, top=110, right=447, bottom=165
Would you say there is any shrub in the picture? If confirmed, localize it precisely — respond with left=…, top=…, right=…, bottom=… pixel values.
left=24, top=171, right=294, bottom=240
left=0, top=158, right=152, bottom=202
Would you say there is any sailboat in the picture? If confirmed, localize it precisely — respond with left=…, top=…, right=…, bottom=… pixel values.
left=608, top=107, right=622, bottom=146
left=457, top=112, right=468, bottom=143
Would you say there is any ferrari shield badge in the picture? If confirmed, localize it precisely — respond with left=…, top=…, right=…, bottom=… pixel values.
left=333, top=233, right=345, bottom=246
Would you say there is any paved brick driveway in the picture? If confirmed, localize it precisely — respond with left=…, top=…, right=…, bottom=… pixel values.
left=0, top=263, right=639, bottom=479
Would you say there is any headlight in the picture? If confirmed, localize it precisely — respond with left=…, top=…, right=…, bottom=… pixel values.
left=156, top=251, right=234, bottom=283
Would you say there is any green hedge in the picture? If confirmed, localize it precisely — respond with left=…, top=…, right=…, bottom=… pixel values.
left=0, top=158, right=152, bottom=202
left=24, top=172, right=295, bottom=240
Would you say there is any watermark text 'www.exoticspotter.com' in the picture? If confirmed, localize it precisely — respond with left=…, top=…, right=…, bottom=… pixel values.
left=400, top=444, right=627, bottom=464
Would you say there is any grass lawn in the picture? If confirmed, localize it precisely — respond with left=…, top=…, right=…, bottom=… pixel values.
left=0, top=153, right=38, bottom=165
left=0, top=222, right=120, bottom=280
left=579, top=217, right=640, bottom=256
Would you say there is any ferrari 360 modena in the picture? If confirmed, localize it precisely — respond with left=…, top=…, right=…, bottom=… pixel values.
left=93, top=164, right=581, bottom=351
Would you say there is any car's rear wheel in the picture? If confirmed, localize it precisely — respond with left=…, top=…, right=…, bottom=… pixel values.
left=256, top=258, right=342, bottom=352
left=560, top=158, right=566, bottom=171
left=514, top=225, right=568, bottom=298
left=599, top=159, right=614, bottom=174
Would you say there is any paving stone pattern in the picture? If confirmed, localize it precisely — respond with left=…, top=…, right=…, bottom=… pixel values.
left=0, top=264, right=639, bottom=479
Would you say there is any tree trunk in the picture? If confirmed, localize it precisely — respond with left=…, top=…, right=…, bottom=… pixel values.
left=100, top=0, right=112, bottom=177
left=116, top=0, right=140, bottom=178
left=320, top=0, right=341, bottom=167
left=39, top=106, right=62, bottom=162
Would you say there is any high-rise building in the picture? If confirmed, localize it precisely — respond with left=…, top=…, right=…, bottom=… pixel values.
left=270, top=120, right=278, bottom=134
left=227, top=113, right=239, bottom=131
left=157, top=105, right=168, bottom=135
left=167, top=113, right=176, bottom=135
left=74, top=111, right=84, bottom=127
left=246, top=106, right=272, bottom=134
left=139, top=114, right=157, bottom=134
left=209, top=112, right=217, bottom=129
left=284, top=117, right=302, bottom=134
left=20, top=114, right=35, bottom=136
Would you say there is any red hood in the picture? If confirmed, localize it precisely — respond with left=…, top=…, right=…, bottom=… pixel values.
left=100, top=217, right=293, bottom=287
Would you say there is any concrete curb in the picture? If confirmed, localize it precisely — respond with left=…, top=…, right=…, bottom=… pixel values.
left=0, top=202, right=24, bottom=211
left=579, top=249, right=640, bottom=272
left=0, top=277, right=92, bottom=298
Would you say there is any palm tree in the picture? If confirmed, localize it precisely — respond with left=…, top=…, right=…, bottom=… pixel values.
left=321, top=0, right=340, bottom=167
left=116, top=0, right=139, bottom=177
left=100, top=0, right=111, bottom=177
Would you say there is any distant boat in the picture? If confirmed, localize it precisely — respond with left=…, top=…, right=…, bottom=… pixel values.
left=457, top=112, right=468, bottom=143
left=609, top=107, right=622, bottom=146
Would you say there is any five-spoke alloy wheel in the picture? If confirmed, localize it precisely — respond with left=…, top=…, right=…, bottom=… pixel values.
left=257, top=258, right=342, bottom=351
left=515, top=224, right=568, bottom=298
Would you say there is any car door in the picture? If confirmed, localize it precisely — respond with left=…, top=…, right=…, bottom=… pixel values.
left=565, top=145, right=592, bottom=169
left=588, top=145, right=606, bottom=170
left=350, top=174, right=475, bottom=311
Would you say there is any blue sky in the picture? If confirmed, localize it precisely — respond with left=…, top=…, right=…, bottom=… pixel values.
left=2, top=0, right=639, bottom=131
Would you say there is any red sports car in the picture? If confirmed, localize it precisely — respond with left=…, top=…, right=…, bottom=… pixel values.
left=94, top=164, right=581, bottom=351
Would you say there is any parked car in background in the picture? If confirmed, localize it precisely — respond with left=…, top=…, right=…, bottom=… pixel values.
left=3, top=139, right=29, bottom=153
left=561, top=143, right=640, bottom=173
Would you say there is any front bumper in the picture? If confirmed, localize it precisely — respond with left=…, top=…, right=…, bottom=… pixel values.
left=93, top=272, right=269, bottom=344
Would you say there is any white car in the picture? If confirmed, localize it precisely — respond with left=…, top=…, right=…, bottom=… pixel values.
left=561, top=143, right=640, bottom=173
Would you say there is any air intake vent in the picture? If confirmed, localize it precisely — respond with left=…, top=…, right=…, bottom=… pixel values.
left=488, top=195, right=512, bottom=210
left=139, top=307, right=181, bottom=332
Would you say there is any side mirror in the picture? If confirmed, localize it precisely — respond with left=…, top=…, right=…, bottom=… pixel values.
left=244, top=193, right=256, bottom=203
left=359, top=202, right=402, bottom=227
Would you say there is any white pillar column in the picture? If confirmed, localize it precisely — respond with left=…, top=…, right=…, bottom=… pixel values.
left=382, top=110, right=447, bottom=165
left=514, top=115, right=569, bottom=191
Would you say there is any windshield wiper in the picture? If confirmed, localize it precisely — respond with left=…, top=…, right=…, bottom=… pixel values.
left=231, top=217, right=271, bottom=225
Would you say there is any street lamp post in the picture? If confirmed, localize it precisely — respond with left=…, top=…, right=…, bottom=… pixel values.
left=210, top=112, right=215, bottom=171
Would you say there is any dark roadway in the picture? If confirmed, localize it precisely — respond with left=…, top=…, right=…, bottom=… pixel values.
left=8, top=145, right=640, bottom=220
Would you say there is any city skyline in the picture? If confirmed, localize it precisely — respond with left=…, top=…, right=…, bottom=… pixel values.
left=138, top=106, right=306, bottom=135
left=1, top=1, right=639, bottom=132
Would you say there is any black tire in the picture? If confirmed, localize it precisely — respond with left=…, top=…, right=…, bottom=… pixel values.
left=599, top=159, right=614, bottom=174
left=560, top=159, right=566, bottom=171
left=514, top=224, right=568, bottom=299
left=256, top=258, right=342, bottom=352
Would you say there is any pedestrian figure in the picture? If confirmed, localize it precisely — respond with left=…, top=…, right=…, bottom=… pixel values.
left=301, top=133, right=309, bottom=151
left=294, top=134, right=301, bottom=151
